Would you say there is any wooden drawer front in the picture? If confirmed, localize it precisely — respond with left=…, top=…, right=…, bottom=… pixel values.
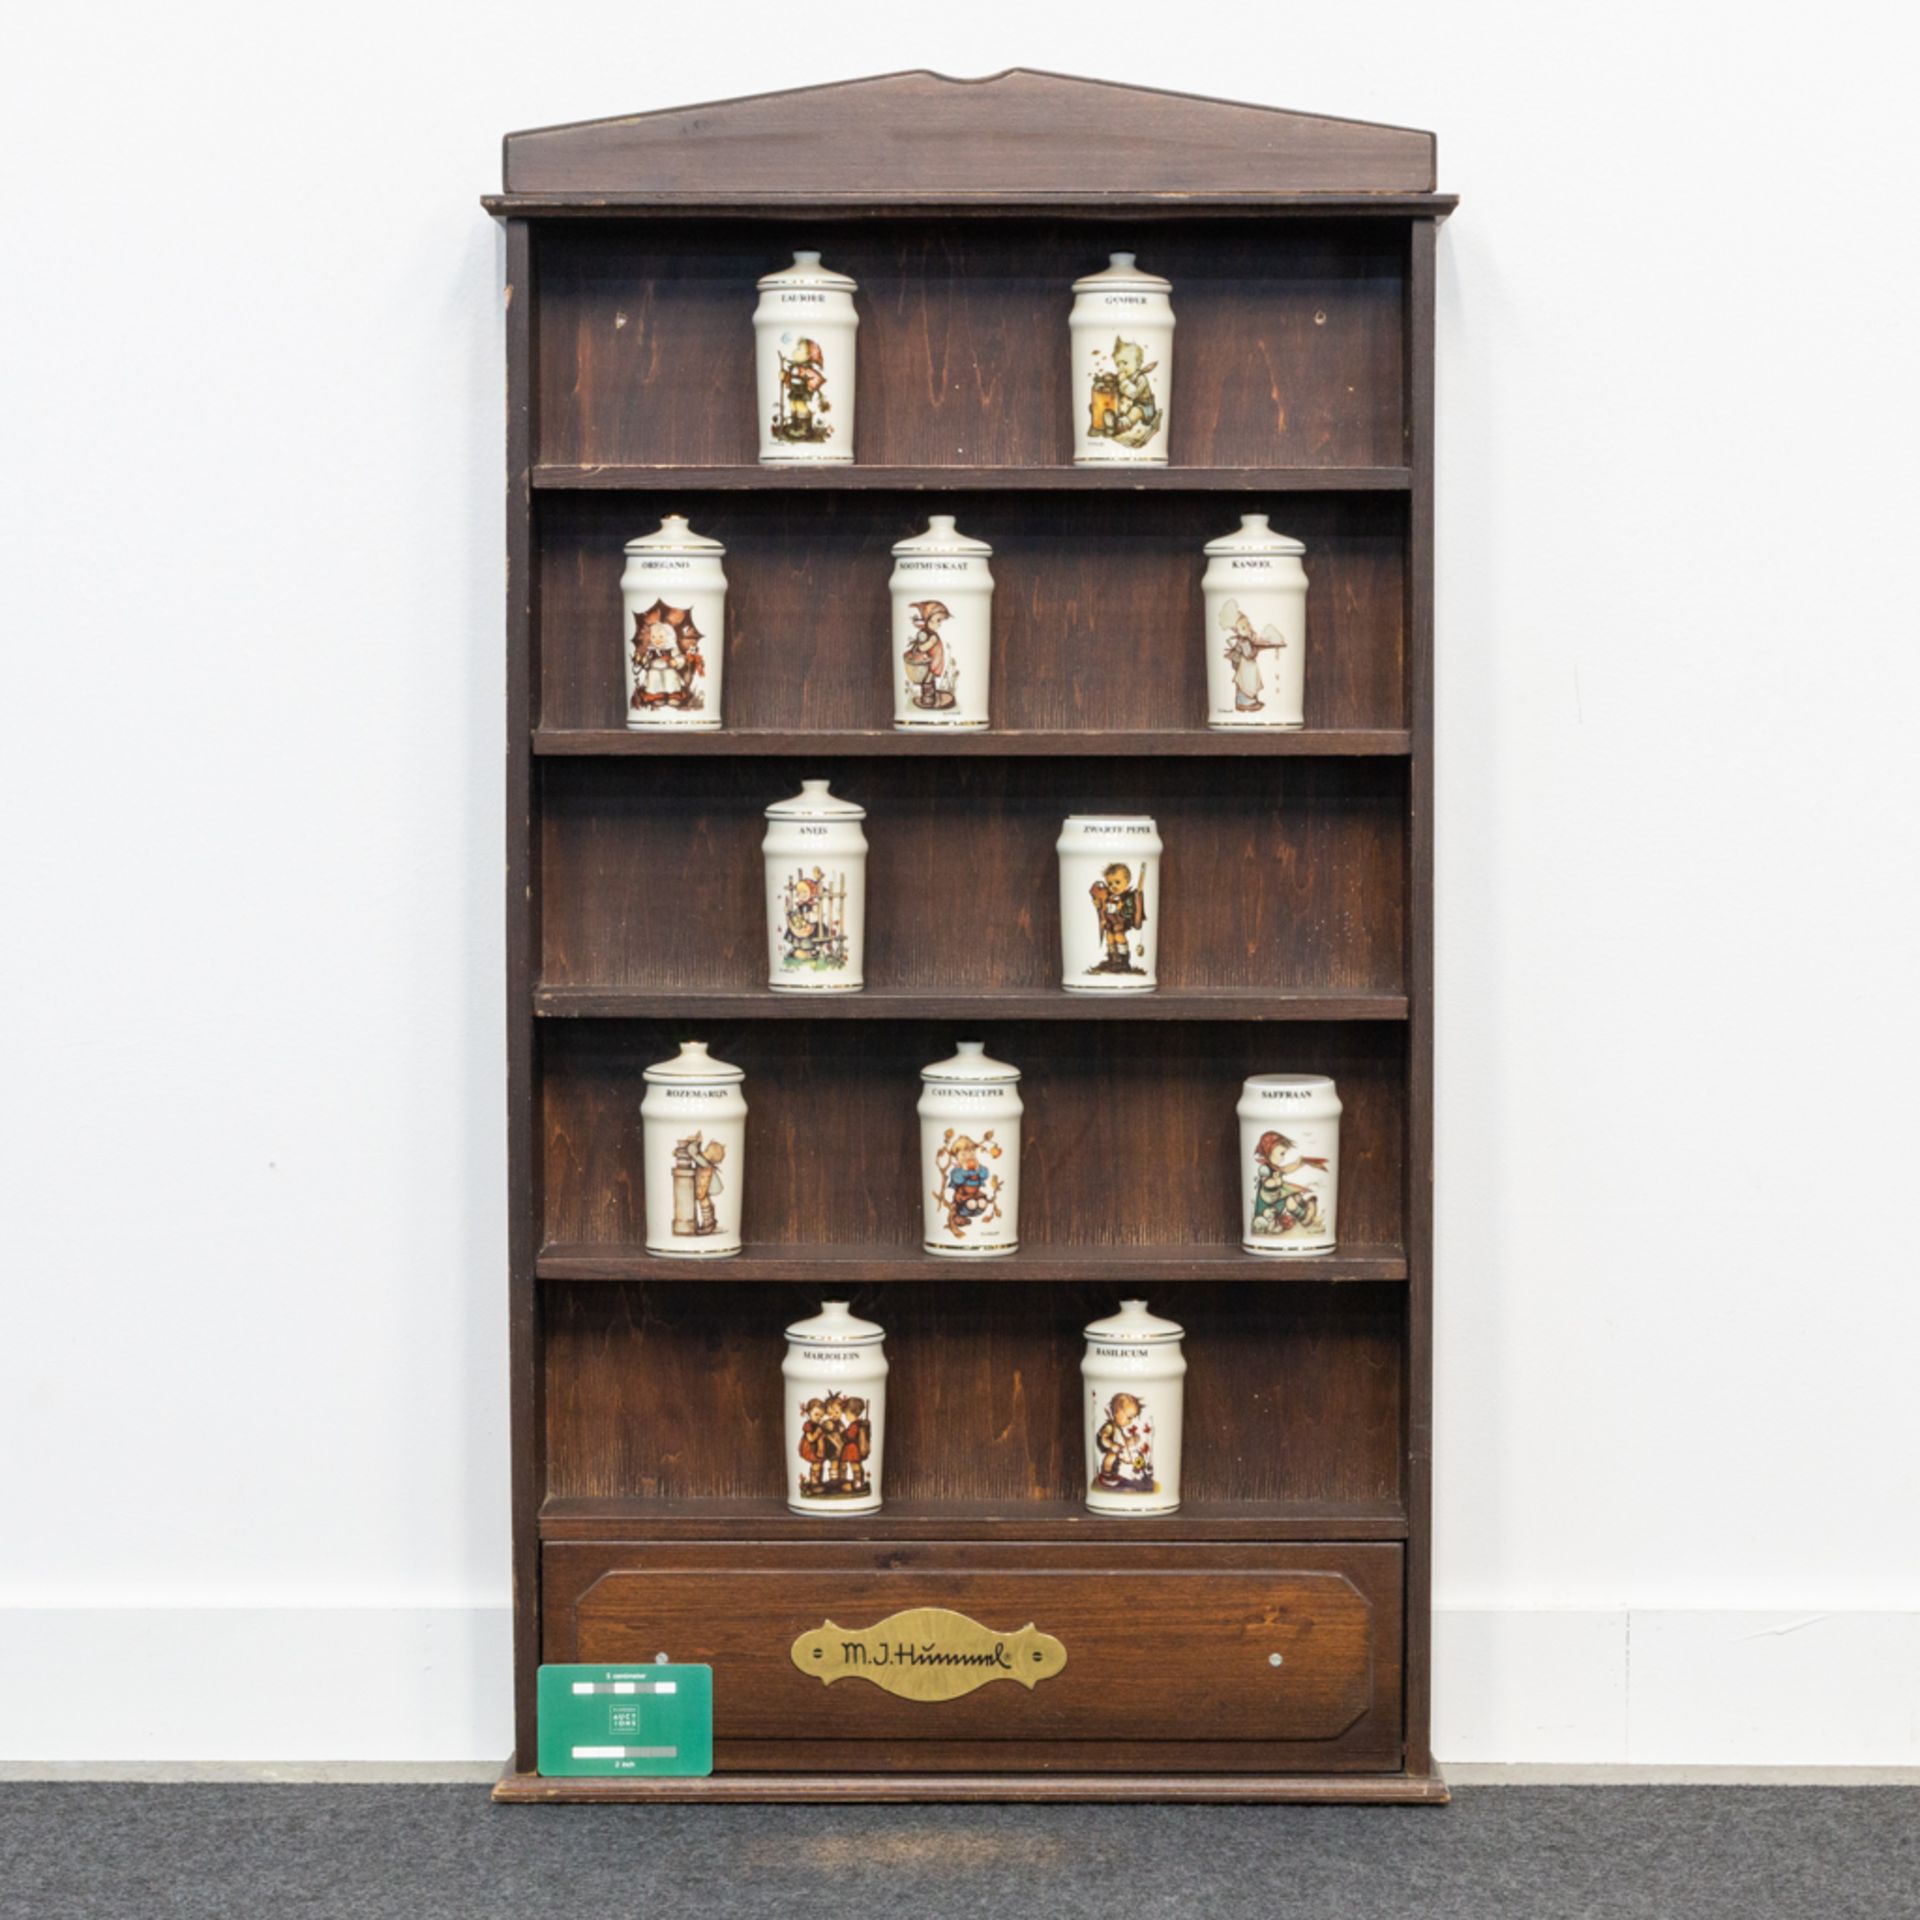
left=545, top=1544, right=1401, bottom=1767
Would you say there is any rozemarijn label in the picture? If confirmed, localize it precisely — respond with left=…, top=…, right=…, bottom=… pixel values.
left=790, top=1606, right=1067, bottom=1701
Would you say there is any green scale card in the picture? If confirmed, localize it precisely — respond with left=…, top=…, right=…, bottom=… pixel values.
left=537, top=1664, right=714, bottom=1778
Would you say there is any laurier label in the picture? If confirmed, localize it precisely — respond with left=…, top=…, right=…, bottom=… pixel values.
left=791, top=1607, right=1067, bottom=1701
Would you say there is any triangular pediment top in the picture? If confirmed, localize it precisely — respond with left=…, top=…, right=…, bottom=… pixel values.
left=503, top=69, right=1437, bottom=198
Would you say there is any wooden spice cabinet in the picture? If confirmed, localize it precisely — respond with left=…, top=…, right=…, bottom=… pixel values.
left=487, top=69, right=1452, bottom=1804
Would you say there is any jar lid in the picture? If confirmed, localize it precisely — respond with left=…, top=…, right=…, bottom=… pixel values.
left=642, top=1039, right=744, bottom=1085
left=757, top=249, right=858, bottom=293
left=1242, top=1073, right=1338, bottom=1095
left=1203, top=512, right=1306, bottom=557
left=1071, top=251, right=1172, bottom=294
left=785, top=1299, right=886, bottom=1345
left=920, top=1039, right=1021, bottom=1085
left=891, top=513, right=992, bottom=558
left=1083, top=1297, right=1185, bottom=1344
left=623, top=514, right=726, bottom=557
left=765, top=778, right=866, bottom=821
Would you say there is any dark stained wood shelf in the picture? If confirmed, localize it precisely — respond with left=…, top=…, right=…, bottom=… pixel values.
left=539, top=1494, right=1409, bottom=1543
left=533, top=726, right=1413, bottom=759
left=536, top=1241, right=1410, bottom=1284
left=494, top=66, right=1444, bottom=1801
left=535, top=984, right=1409, bottom=1022
left=534, top=463, right=1412, bottom=493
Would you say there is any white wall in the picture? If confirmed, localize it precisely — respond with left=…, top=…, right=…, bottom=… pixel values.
left=3, top=1, right=1915, bottom=1764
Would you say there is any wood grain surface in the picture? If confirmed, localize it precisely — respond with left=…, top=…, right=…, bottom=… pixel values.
left=539, top=756, right=1406, bottom=995
left=535, top=218, right=1405, bottom=472
left=540, top=1278, right=1404, bottom=1510
left=533, top=1242, right=1407, bottom=1284
left=539, top=487, right=1405, bottom=733
left=532, top=464, right=1411, bottom=491
left=533, top=728, right=1413, bottom=759
left=539, top=1017, right=1404, bottom=1251
left=537, top=1494, right=1408, bottom=1542
left=503, top=69, right=1435, bottom=198
left=543, top=1540, right=1402, bottom=1765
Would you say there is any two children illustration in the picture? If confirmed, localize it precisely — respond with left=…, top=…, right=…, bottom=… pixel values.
left=796, top=1392, right=873, bottom=1498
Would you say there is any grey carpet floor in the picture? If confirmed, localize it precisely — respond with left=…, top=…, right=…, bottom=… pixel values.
left=1, top=1785, right=1915, bottom=1919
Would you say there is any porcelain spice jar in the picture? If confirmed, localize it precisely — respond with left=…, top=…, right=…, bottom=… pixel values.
left=622, top=516, right=727, bottom=730
left=1081, top=1299, right=1187, bottom=1515
left=890, top=516, right=995, bottom=730
left=783, top=1300, right=888, bottom=1515
left=1057, top=815, right=1162, bottom=991
left=917, top=1041, right=1022, bottom=1257
left=1238, top=1074, right=1342, bottom=1255
left=641, top=1041, right=747, bottom=1257
left=754, top=251, right=858, bottom=465
left=1070, top=253, right=1175, bottom=465
left=1202, top=515, right=1308, bottom=729
left=763, top=780, right=868, bottom=991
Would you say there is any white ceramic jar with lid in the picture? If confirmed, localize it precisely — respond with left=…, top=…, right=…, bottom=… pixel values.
left=1202, top=514, right=1309, bottom=729
left=890, top=515, right=995, bottom=730
left=1070, top=253, right=1175, bottom=465
left=762, top=780, right=867, bottom=992
left=1237, top=1074, right=1342, bottom=1255
left=917, top=1041, right=1022, bottom=1257
left=621, top=516, right=727, bottom=731
left=641, top=1041, right=747, bottom=1257
left=1057, top=815, right=1162, bottom=991
left=783, top=1300, right=888, bottom=1514
left=1081, top=1299, right=1187, bottom=1515
left=754, top=251, right=858, bottom=464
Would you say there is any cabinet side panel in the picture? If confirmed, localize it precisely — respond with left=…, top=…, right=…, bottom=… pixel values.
left=1402, top=217, right=1437, bottom=1774
left=505, top=219, right=545, bottom=1772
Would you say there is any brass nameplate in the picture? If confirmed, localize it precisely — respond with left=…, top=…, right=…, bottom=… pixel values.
left=790, top=1607, right=1067, bottom=1701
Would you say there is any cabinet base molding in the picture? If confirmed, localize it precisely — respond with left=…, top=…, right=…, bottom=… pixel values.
left=492, top=1763, right=1450, bottom=1805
